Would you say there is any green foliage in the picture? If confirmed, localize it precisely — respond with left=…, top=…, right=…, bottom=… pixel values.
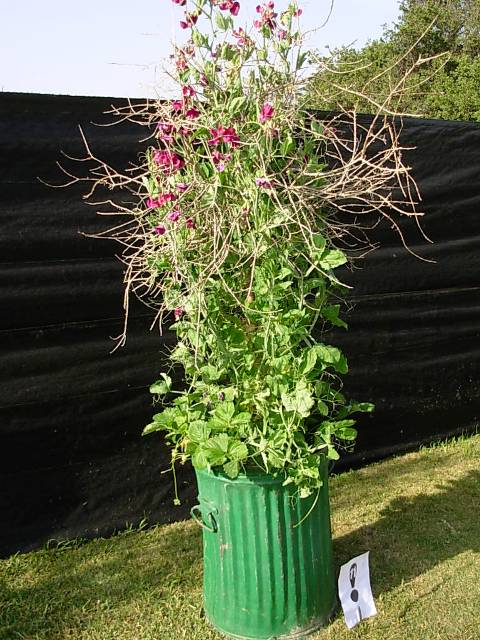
left=308, top=0, right=480, bottom=121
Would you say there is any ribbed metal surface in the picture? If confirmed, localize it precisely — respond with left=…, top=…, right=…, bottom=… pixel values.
left=194, top=462, right=336, bottom=639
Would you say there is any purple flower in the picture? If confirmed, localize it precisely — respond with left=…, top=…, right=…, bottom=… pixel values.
left=185, top=217, right=196, bottom=229
left=153, top=150, right=185, bottom=175
left=174, top=307, right=184, bottom=320
left=154, top=225, right=166, bottom=235
left=255, top=177, right=272, bottom=189
left=180, top=12, right=198, bottom=29
left=177, top=182, right=189, bottom=193
left=186, top=107, right=200, bottom=119
left=167, top=209, right=182, bottom=222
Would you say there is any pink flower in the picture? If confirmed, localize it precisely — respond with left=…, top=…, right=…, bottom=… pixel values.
left=172, top=99, right=184, bottom=112
left=259, top=102, right=274, bottom=123
left=185, top=217, right=196, bottom=229
left=278, top=29, right=287, bottom=40
left=177, top=182, right=189, bottom=192
left=174, top=307, right=184, bottom=320
left=147, top=197, right=160, bottom=208
left=167, top=209, right=182, bottom=222
left=182, top=86, right=196, bottom=98
left=199, top=73, right=209, bottom=86
left=158, top=192, right=178, bottom=205
left=208, top=125, right=240, bottom=148
left=255, top=177, right=272, bottom=188
left=212, top=150, right=232, bottom=172
left=157, top=122, right=176, bottom=141
left=255, top=1, right=277, bottom=30
left=218, top=0, right=240, bottom=14
left=172, top=0, right=186, bottom=5
left=186, top=107, right=200, bottom=119
left=153, top=150, right=185, bottom=174
left=294, top=8, right=302, bottom=16
left=154, top=225, right=166, bottom=235
left=180, top=12, right=198, bottom=29
left=233, top=27, right=251, bottom=46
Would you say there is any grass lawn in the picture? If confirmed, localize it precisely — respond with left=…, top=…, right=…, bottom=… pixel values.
left=1, top=434, right=479, bottom=640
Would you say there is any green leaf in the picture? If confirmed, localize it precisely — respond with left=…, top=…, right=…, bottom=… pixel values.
left=321, top=304, right=348, bottom=329
left=192, top=449, right=209, bottom=470
left=212, top=402, right=235, bottom=425
left=142, top=422, right=163, bottom=436
left=229, top=96, right=246, bottom=115
left=318, top=248, right=348, bottom=270
left=229, top=441, right=248, bottom=461
left=149, top=373, right=172, bottom=395
left=301, top=348, right=317, bottom=375
left=188, top=421, right=210, bottom=443
left=223, top=459, right=239, bottom=478
left=281, top=383, right=314, bottom=418
left=199, top=364, right=221, bottom=382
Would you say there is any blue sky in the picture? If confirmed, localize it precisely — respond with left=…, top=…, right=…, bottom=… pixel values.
left=1, top=0, right=400, bottom=98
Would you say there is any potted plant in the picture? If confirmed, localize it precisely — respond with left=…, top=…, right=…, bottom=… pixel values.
left=66, top=1, right=426, bottom=637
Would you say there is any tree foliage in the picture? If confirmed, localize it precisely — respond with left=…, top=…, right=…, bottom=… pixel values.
left=309, top=0, right=480, bottom=121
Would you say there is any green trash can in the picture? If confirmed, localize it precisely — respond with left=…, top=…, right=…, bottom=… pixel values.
left=191, top=458, right=336, bottom=639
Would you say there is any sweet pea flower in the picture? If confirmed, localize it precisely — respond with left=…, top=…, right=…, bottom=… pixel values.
left=218, top=0, right=240, bottom=15
left=157, top=122, right=176, bottom=141
left=167, top=208, right=182, bottom=222
left=174, top=307, right=184, bottom=320
left=182, top=86, right=196, bottom=98
left=255, top=177, right=273, bottom=189
left=212, top=150, right=232, bottom=172
left=254, top=1, right=277, bottom=30
left=172, top=99, right=184, bottom=112
left=158, top=192, right=178, bottom=205
left=233, top=27, right=252, bottom=47
left=180, top=12, right=198, bottom=29
left=154, top=225, right=166, bottom=235
left=172, top=0, right=186, bottom=5
left=185, top=217, right=196, bottom=229
left=153, top=150, right=185, bottom=174
left=147, top=197, right=161, bottom=208
left=177, top=182, right=189, bottom=193
left=208, top=125, right=240, bottom=148
left=186, top=107, right=200, bottom=119
left=294, top=8, right=302, bottom=16
left=259, top=102, right=274, bottom=123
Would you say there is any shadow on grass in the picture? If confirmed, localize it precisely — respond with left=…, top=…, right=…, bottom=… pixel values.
left=0, top=522, right=203, bottom=640
left=333, top=469, right=480, bottom=595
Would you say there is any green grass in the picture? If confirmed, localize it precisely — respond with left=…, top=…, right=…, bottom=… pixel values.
left=1, top=433, right=479, bottom=640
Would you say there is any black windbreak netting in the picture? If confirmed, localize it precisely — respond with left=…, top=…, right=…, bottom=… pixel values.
left=1, top=92, right=479, bottom=555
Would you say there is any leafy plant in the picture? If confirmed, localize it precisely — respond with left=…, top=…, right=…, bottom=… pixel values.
left=63, top=0, right=424, bottom=499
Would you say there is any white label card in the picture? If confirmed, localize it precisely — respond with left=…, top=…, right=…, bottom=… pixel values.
left=338, top=551, right=377, bottom=629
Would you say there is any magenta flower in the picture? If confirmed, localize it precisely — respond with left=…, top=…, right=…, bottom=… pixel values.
left=254, top=1, right=277, bottom=30
left=153, top=150, right=185, bottom=175
left=167, top=209, right=182, bottom=222
left=172, top=0, right=186, bottom=5
left=154, top=225, right=167, bottom=235
left=180, top=12, right=198, bottom=29
left=147, top=197, right=160, bottom=208
left=172, top=99, right=184, bottom=112
left=218, top=0, right=240, bottom=14
left=158, top=192, right=178, bottom=205
left=174, top=307, right=184, bottom=320
left=177, top=182, right=189, bottom=193
left=212, top=150, right=232, bottom=172
left=186, top=107, right=200, bottom=119
left=294, top=8, right=302, bottom=16
left=199, top=73, right=209, bottom=86
left=208, top=125, right=240, bottom=148
left=259, top=102, right=274, bottom=123
left=157, top=122, right=176, bottom=141
left=182, top=86, right=196, bottom=98
left=255, top=177, right=273, bottom=189
left=185, top=217, right=196, bottom=229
